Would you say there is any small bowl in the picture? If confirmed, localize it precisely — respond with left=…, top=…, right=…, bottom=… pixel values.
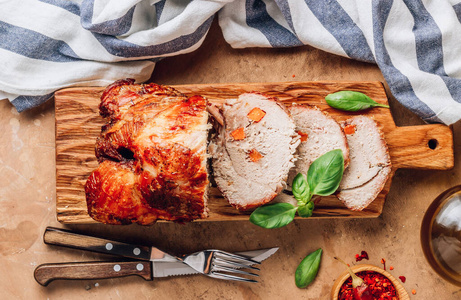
left=330, top=264, right=409, bottom=300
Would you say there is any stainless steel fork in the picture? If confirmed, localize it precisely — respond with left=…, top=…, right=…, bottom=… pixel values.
left=179, top=249, right=261, bottom=282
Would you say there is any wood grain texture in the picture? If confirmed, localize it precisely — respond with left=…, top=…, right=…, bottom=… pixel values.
left=34, top=261, right=152, bottom=286
left=330, top=264, right=409, bottom=300
left=55, top=81, right=454, bottom=224
left=44, top=227, right=152, bottom=260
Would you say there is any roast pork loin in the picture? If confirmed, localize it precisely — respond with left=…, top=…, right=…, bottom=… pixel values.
left=86, top=80, right=390, bottom=221
left=336, top=116, right=391, bottom=211
left=209, top=93, right=300, bottom=210
left=85, top=79, right=209, bottom=224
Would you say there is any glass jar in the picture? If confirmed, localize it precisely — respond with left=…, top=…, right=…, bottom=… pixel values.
left=421, top=185, right=461, bottom=286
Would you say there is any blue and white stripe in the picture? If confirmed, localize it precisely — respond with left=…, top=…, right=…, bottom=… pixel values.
left=1, top=0, right=461, bottom=124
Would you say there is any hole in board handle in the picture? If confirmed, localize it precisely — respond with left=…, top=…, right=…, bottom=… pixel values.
left=428, top=139, right=438, bottom=150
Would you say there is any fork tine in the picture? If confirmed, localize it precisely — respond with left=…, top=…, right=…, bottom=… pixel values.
left=213, top=265, right=259, bottom=277
left=210, top=272, right=258, bottom=283
left=215, top=251, right=261, bottom=265
left=214, top=257, right=260, bottom=270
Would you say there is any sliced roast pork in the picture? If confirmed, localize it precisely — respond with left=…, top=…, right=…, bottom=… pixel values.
left=209, top=93, right=300, bottom=210
left=287, top=105, right=350, bottom=186
left=336, top=116, right=391, bottom=211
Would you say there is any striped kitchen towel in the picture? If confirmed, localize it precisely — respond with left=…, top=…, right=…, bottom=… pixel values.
left=1, top=0, right=461, bottom=125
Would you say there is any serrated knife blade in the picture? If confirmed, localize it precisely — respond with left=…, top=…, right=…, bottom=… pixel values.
left=153, top=248, right=278, bottom=278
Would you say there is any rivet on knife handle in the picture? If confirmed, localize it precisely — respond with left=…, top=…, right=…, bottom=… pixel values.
left=34, top=261, right=152, bottom=286
left=43, top=227, right=151, bottom=261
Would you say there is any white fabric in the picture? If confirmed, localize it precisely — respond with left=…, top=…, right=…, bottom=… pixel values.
left=1, top=0, right=461, bottom=124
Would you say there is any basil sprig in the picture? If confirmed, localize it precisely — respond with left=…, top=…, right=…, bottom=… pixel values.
left=297, top=201, right=314, bottom=218
left=325, top=91, right=389, bottom=111
left=249, top=149, right=344, bottom=229
left=295, top=248, right=323, bottom=288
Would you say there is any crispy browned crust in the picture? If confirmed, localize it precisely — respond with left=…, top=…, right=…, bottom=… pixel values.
left=85, top=79, right=208, bottom=225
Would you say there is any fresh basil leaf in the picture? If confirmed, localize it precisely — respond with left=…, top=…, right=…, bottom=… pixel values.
left=295, top=248, right=323, bottom=288
left=298, top=201, right=314, bottom=218
left=292, top=173, right=311, bottom=205
left=250, top=203, right=297, bottom=229
left=307, top=149, right=344, bottom=196
left=325, top=91, right=389, bottom=111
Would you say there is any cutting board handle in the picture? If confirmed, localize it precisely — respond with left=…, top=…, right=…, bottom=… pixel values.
left=387, top=124, right=454, bottom=170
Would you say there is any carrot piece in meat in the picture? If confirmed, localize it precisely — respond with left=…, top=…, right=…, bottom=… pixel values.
left=344, top=124, right=356, bottom=135
left=231, top=127, right=245, bottom=140
left=249, top=149, right=264, bottom=162
left=247, top=107, right=266, bottom=122
left=298, top=131, right=308, bottom=142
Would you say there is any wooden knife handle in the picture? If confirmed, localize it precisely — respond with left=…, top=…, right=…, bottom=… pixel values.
left=44, top=227, right=152, bottom=261
left=34, top=261, right=152, bottom=286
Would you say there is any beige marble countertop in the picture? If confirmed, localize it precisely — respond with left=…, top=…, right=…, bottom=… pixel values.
left=1, top=21, right=460, bottom=299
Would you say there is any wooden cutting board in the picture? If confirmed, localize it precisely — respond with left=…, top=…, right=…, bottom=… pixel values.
left=55, top=81, right=454, bottom=224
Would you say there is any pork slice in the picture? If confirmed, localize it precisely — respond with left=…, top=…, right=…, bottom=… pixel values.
left=336, top=166, right=391, bottom=211
left=287, top=105, right=350, bottom=186
left=210, top=93, right=300, bottom=210
left=337, top=115, right=391, bottom=211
